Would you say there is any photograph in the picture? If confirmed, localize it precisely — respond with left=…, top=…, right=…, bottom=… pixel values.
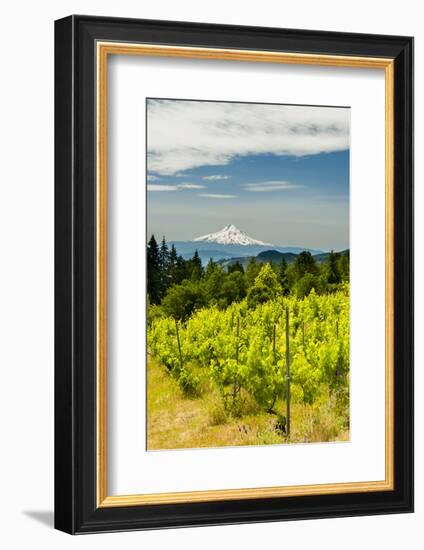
left=51, top=11, right=413, bottom=536
left=146, top=98, right=351, bottom=450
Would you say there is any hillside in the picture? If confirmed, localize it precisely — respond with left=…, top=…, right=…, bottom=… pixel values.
left=218, top=248, right=349, bottom=270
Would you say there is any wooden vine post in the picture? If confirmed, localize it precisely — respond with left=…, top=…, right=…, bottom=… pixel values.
left=285, top=307, right=291, bottom=438
left=335, top=318, right=340, bottom=380
left=236, top=316, right=240, bottom=362
left=174, top=317, right=183, bottom=371
left=267, top=313, right=279, bottom=414
left=233, top=316, right=240, bottom=401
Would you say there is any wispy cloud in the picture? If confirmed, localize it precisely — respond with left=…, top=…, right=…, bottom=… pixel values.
left=243, top=181, right=303, bottom=192
left=200, top=193, right=237, bottom=199
left=148, top=182, right=206, bottom=192
left=147, top=184, right=178, bottom=192
left=147, top=174, right=160, bottom=181
left=203, top=175, right=231, bottom=181
left=147, top=99, right=350, bottom=175
left=176, top=183, right=206, bottom=189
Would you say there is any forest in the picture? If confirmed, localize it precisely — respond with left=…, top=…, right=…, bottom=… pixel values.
left=146, top=235, right=350, bottom=450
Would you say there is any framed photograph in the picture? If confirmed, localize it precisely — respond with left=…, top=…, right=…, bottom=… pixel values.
left=54, top=15, right=413, bottom=534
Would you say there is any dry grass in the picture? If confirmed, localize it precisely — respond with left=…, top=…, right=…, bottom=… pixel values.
left=147, top=358, right=349, bottom=450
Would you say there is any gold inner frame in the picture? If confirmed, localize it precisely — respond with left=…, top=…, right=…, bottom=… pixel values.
left=96, top=42, right=395, bottom=508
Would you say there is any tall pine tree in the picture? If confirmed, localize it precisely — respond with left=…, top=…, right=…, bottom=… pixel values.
left=228, top=260, right=244, bottom=274
left=293, top=251, right=317, bottom=279
left=147, top=235, right=161, bottom=304
left=326, top=250, right=341, bottom=284
left=159, top=236, right=170, bottom=295
left=278, top=257, right=289, bottom=295
left=190, top=250, right=203, bottom=281
left=168, top=243, right=178, bottom=286
left=245, top=256, right=261, bottom=287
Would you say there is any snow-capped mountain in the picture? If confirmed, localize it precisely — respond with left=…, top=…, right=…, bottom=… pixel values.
left=168, top=224, right=324, bottom=264
left=194, top=224, right=272, bottom=246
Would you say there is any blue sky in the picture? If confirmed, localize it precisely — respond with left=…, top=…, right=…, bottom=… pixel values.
left=147, top=99, right=350, bottom=251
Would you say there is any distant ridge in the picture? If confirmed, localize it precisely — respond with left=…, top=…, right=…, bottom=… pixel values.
left=218, top=249, right=349, bottom=270
left=256, top=250, right=298, bottom=263
left=312, top=249, right=349, bottom=263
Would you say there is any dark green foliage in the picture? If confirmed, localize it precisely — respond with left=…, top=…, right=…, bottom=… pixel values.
left=147, top=235, right=349, bottom=314
left=228, top=260, right=244, bottom=274
left=337, top=250, right=350, bottom=281
left=326, top=250, right=341, bottom=285
left=204, top=258, right=218, bottom=278
left=246, top=285, right=272, bottom=309
left=161, top=279, right=206, bottom=321
left=245, top=256, right=262, bottom=287
left=167, top=244, right=179, bottom=284
left=227, top=271, right=246, bottom=300
left=203, top=262, right=225, bottom=302
left=295, top=273, right=317, bottom=298
left=147, top=235, right=161, bottom=304
left=159, top=236, right=169, bottom=269
left=293, top=251, right=318, bottom=279
left=204, top=263, right=246, bottom=309
left=174, top=255, right=190, bottom=285
left=189, top=249, right=203, bottom=281
left=219, top=271, right=246, bottom=308
left=278, top=257, right=289, bottom=295
left=159, top=236, right=171, bottom=295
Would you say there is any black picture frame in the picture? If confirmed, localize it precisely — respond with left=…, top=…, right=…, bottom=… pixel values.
left=55, top=15, right=414, bottom=534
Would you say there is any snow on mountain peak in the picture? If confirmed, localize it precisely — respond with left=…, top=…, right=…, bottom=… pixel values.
left=193, top=224, right=272, bottom=246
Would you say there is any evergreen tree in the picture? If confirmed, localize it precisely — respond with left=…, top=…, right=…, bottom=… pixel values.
left=169, top=243, right=178, bottom=263
left=293, top=251, right=317, bottom=279
left=228, top=261, right=244, bottom=274
left=278, top=257, right=289, bottom=295
left=204, top=265, right=225, bottom=304
left=168, top=244, right=178, bottom=285
left=189, top=250, right=203, bottom=281
left=245, top=256, right=261, bottom=288
left=159, top=237, right=169, bottom=269
left=159, top=236, right=170, bottom=295
left=147, top=235, right=161, bottom=304
left=337, top=251, right=350, bottom=282
left=326, top=250, right=341, bottom=285
left=204, top=258, right=218, bottom=280
left=226, top=271, right=246, bottom=301
left=174, top=255, right=188, bottom=285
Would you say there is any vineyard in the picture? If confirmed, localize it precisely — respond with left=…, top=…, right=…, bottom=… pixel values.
left=147, top=285, right=350, bottom=449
